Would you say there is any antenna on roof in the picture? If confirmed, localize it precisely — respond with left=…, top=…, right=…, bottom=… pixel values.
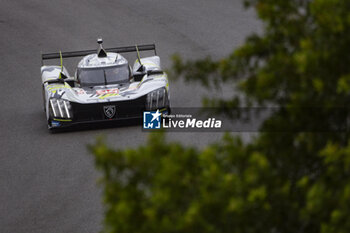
left=97, top=37, right=107, bottom=58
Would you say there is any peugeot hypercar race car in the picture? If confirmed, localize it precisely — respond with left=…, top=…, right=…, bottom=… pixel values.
left=40, top=38, right=170, bottom=130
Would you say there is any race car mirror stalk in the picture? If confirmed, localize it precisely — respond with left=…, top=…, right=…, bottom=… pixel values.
left=135, top=44, right=145, bottom=73
left=40, top=38, right=170, bottom=130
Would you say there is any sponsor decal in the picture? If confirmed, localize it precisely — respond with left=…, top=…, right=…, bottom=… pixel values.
left=51, top=121, right=61, bottom=127
left=96, top=88, right=119, bottom=95
left=143, top=110, right=161, bottom=129
left=90, top=88, right=120, bottom=99
left=98, top=93, right=119, bottom=99
left=75, top=89, right=86, bottom=95
left=103, top=105, right=116, bottom=119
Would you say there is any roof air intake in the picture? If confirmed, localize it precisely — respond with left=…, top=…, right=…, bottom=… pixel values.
left=97, top=38, right=107, bottom=58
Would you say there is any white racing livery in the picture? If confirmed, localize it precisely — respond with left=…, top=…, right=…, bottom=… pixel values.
left=41, top=38, right=170, bottom=130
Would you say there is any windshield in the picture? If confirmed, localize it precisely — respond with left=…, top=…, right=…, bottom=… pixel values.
left=78, top=65, right=130, bottom=87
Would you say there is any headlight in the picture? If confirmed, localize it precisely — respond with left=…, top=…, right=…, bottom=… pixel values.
left=49, top=98, right=73, bottom=119
left=146, top=87, right=169, bottom=110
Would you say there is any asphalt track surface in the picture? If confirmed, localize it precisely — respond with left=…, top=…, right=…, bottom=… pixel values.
left=0, top=1, right=260, bottom=232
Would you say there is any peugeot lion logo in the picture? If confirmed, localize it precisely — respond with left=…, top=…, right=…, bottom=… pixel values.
left=103, top=105, right=116, bottom=119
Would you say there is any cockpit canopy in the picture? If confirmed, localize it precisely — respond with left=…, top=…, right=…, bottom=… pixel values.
left=77, top=64, right=130, bottom=87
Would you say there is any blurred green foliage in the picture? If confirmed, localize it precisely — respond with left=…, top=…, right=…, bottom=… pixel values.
left=90, top=0, right=350, bottom=232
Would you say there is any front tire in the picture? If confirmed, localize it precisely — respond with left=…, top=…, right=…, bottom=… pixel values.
left=42, top=85, right=46, bottom=112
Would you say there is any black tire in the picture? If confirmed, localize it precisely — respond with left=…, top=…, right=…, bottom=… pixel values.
left=42, top=85, right=46, bottom=112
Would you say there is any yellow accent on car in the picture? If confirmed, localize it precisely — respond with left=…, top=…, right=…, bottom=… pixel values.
left=59, top=51, right=63, bottom=72
left=48, top=85, right=65, bottom=94
left=134, top=59, right=159, bottom=68
left=53, top=118, right=72, bottom=122
left=98, top=93, right=119, bottom=100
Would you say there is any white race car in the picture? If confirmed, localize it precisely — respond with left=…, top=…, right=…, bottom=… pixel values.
left=40, top=38, right=170, bottom=130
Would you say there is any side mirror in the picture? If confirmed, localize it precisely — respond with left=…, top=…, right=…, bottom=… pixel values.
left=137, top=65, right=145, bottom=73
left=60, top=72, right=68, bottom=80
